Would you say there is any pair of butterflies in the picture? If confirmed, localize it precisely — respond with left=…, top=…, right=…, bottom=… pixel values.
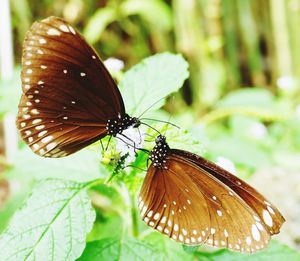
left=16, top=17, right=284, bottom=253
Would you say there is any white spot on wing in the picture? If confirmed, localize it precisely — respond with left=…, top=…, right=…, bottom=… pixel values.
left=263, top=210, right=273, bottom=227
left=59, top=24, right=70, bottom=32
left=224, top=229, right=229, bottom=237
left=68, top=26, right=76, bottom=34
left=153, top=213, right=160, bottom=220
left=39, top=38, right=46, bottom=44
left=267, top=205, right=275, bottom=215
left=38, top=130, right=48, bottom=137
left=41, top=136, right=53, bottom=143
left=47, top=28, right=61, bottom=36
left=46, top=142, right=57, bottom=151
left=161, top=216, right=166, bottom=223
left=35, top=125, right=45, bottom=130
left=174, top=224, right=179, bottom=231
left=32, top=119, right=42, bottom=124
left=246, top=236, right=252, bottom=246
left=252, top=224, right=261, bottom=241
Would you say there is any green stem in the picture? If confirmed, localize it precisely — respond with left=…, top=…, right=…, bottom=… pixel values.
left=202, top=107, right=288, bottom=125
left=130, top=191, right=139, bottom=238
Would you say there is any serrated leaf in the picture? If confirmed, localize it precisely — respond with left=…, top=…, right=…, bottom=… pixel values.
left=78, top=237, right=160, bottom=261
left=120, top=52, right=189, bottom=115
left=0, top=179, right=96, bottom=261
left=7, top=147, right=106, bottom=182
left=198, top=241, right=300, bottom=261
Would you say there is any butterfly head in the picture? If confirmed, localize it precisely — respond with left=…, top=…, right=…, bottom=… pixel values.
left=131, top=117, right=141, bottom=128
left=149, top=135, right=170, bottom=169
left=106, top=114, right=141, bottom=136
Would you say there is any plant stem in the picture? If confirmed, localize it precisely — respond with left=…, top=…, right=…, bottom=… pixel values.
left=130, top=191, right=139, bottom=238
left=202, top=107, right=287, bottom=125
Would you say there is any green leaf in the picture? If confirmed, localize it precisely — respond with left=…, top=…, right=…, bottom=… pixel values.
left=83, top=7, right=117, bottom=44
left=143, top=232, right=193, bottom=261
left=216, top=88, right=276, bottom=109
left=120, top=52, right=189, bottom=115
left=0, top=68, right=21, bottom=116
left=207, top=135, right=270, bottom=169
left=78, top=237, right=160, bottom=261
left=121, top=0, right=172, bottom=31
left=7, top=147, right=106, bottom=182
left=198, top=241, right=300, bottom=261
left=0, top=179, right=96, bottom=261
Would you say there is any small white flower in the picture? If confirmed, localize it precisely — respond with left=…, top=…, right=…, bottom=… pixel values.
left=116, top=127, right=144, bottom=165
left=216, top=156, right=236, bottom=174
left=104, top=58, right=124, bottom=73
left=277, top=76, right=297, bottom=92
left=248, top=122, right=267, bottom=139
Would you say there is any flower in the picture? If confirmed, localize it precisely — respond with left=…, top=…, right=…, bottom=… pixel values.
left=116, top=127, right=145, bottom=166
left=216, top=156, right=236, bottom=175
left=104, top=58, right=124, bottom=73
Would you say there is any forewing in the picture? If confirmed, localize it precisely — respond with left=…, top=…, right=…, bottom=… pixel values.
left=17, top=16, right=125, bottom=157
left=139, top=154, right=272, bottom=253
left=172, top=149, right=285, bottom=235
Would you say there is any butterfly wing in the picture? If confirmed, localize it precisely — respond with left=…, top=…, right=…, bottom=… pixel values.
left=139, top=151, right=276, bottom=253
left=17, top=16, right=125, bottom=157
left=172, top=149, right=285, bottom=235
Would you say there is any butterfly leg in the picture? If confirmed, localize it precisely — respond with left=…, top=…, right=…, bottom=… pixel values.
left=105, top=136, right=112, bottom=151
left=100, top=139, right=104, bottom=151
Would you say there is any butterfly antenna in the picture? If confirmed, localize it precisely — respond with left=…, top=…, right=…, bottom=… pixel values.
left=141, top=122, right=162, bottom=135
left=163, top=96, right=175, bottom=137
left=140, top=118, right=180, bottom=129
left=100, top=140, right=104, bottom=151
left=105, top=136, right=112, bottom=151
left=137, top=96, right=166, bottom=119
left=116, top=136, right=149, bottom=154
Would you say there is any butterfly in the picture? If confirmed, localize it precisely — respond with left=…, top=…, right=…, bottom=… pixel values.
left=138, top=135, right=285, bottom=253
left=16, top=16, right=141, bottom=158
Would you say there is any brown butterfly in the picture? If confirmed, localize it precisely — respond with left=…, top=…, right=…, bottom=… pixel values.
left=139, top=135, right=285, bottom=253
left=16, top=16, right=140, bottom=158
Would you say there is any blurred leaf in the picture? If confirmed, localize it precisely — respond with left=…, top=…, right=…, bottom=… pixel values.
left=216, top=88, right=276, bottom=110
left=7, top=146, right=105, bottom=182
left=197, top=241, right=300, bottom=260
left=207, top=135, right=270, bottom=169
left=79, top=237, right=160, bottom=261
left=0, top=179, right=96, bottom=261
left=120, top=52, right=189, bottom=115
left=88, top=214, right=123, bottom=242
left=143, top=232, right=193, bottom=261
left=0, top=68, right=21, bottom=116
left=121, top=0, right=172, bottom=31
left=10, top=0, right=32, bottom=41
left=84, top=7, right=117, bottom=44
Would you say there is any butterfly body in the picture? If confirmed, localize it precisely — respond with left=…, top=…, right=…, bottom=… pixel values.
left=106, top=114, right=140, bottom=137
left=139, top=135, right=285, bottom=253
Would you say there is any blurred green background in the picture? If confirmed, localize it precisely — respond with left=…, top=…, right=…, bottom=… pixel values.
left=1, top=0, right=300, bottom=259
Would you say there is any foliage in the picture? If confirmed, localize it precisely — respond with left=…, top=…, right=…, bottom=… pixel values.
left=0, top=52, right=299, bottom=260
